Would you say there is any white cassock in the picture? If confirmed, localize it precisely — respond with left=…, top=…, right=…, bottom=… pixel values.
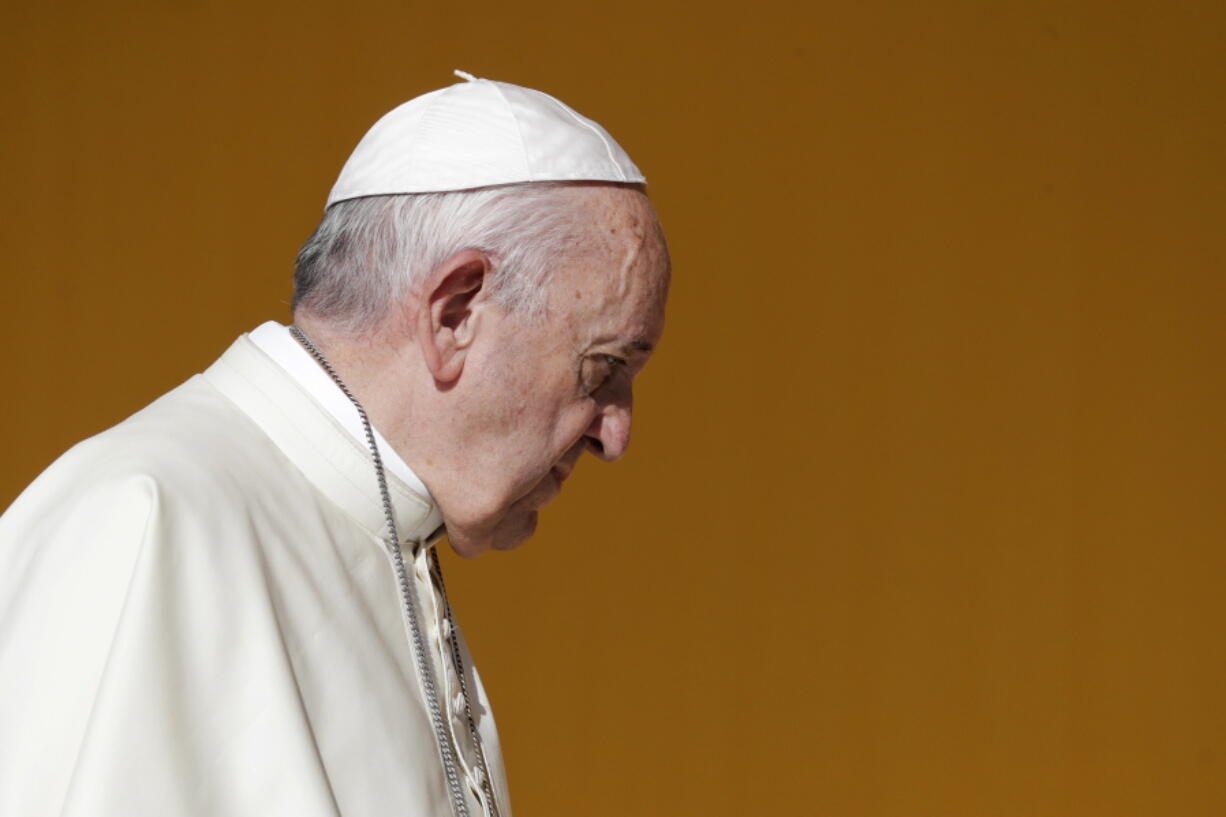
left=0, top=325, right=511, bottom=817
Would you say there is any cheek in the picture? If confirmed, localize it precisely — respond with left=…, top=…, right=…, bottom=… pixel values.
left=480, top=343, right=586, bottom=467
left=485, top=360, right=548, bottom=433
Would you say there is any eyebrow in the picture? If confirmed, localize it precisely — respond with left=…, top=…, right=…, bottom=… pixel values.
left=624, top=339, right=654, bottom=355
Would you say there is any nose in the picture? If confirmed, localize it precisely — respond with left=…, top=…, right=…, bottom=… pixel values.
left=583, top=402, right=632, bottom=462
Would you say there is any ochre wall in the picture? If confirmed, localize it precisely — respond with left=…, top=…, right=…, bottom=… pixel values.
left=3, top=1, right=1224, bottom=814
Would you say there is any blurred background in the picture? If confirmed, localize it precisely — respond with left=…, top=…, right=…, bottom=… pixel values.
left=3, top=1, right=1223, bottom=814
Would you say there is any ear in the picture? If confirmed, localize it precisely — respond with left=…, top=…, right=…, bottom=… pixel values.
left=415, top=249, right=491, bottom=384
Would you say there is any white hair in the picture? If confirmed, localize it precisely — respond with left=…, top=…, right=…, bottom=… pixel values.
left=292, top=182, right=633, bottom=332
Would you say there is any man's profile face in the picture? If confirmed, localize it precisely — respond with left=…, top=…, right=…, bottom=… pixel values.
left=445, top=187, right=670, bottom=556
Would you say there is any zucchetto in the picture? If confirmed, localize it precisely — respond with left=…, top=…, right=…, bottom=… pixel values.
left=326, top=70, right=645, bottom=208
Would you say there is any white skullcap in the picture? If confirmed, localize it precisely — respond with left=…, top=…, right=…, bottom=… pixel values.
left=325, top=70, right=646, bottom=209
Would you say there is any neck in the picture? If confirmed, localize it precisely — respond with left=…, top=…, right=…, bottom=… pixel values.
left=293, top=313, right=429, bottom=471
left=293, top=312, right=500, bottom=558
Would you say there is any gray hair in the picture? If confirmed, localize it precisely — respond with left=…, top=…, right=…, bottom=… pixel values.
left=292, top=182, right=622, bottom=332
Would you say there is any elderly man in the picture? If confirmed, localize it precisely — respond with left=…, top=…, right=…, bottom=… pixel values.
left=0, top=72, right=669, bottom=817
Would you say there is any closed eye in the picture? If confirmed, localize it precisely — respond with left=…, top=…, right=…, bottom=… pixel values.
left=582, top=354, right=629, bottom=395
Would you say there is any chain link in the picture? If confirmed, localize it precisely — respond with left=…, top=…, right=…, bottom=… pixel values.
left=431, top=548, right=502, bottom=817
left=290, top=325, right=497, bottom=817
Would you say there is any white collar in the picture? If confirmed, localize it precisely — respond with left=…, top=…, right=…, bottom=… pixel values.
left=248, top=321, right=443, bottom=537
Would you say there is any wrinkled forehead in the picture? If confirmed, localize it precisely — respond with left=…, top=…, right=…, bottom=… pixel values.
left=565, top=186, right=670, bottom=288
left=538, top=191, right=669, bottom=351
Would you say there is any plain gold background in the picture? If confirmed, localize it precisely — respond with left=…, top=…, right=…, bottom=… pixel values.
left=3, top=1, right=1223, bottom=814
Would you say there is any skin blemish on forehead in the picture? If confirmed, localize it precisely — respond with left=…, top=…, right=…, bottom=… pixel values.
left=550, top=186, right=669, bottom=335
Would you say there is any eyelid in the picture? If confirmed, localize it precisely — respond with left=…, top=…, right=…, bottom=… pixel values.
left=583, top=354, right=627, bottom=396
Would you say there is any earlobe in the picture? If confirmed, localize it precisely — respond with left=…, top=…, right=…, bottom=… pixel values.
left=416, top=249, right=491, bottom=385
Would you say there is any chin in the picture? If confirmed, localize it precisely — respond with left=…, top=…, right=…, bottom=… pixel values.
left=446, top=510, right=538, bottom=558
left=493, top=510, right=538, bottom=551
left=446, top=538, right=486, bottom=559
